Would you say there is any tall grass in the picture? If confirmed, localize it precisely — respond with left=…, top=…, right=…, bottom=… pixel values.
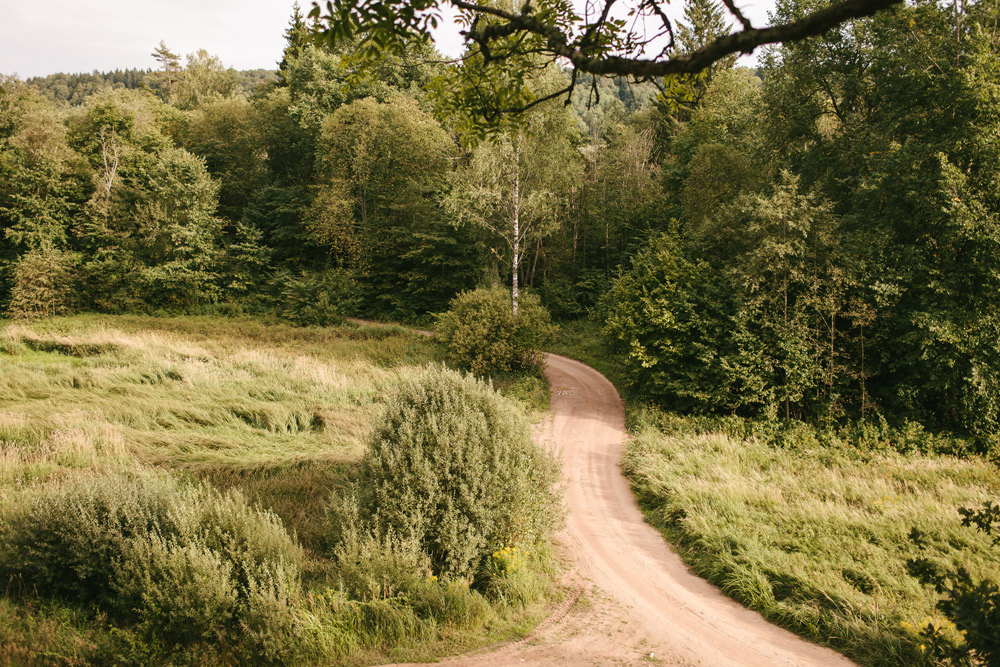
left=0, top=315, right=557, bottom=666
left=0, top=315, right=441, bottom=537
left=624, top=412, right=1000, bottom=666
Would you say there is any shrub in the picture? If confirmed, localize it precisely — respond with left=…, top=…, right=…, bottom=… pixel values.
left=335, top=366, right=562, bottom=582
left=437, top=286, right=556, bottom=375
left=6, top=248, right=77, bottom=319
left=270, top=268, right=358, bottom=327
left=0, top=471, right=304, bottom=658
left=908, top=501, right=1000, bottom=665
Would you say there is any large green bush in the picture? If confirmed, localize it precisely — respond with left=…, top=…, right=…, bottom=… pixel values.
left=0, top=471, right=303, bottom=657
left=338, top=366, right=562, bottom=581
left=437, top=287, right=555, bottom=375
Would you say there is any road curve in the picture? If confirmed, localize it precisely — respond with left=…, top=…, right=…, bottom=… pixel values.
left=388, top=352, right=856, bottom=666
left=536, top=353, right=855, bottom=666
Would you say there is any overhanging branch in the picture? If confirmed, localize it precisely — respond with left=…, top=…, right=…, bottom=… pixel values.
left=453, top=0, right=901, bottom=77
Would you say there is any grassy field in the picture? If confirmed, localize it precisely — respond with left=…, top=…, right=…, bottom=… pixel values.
left=625, top=412, right=1000, bottom=666
left=553, top=319, right=1000, bottom=666
left=0, top=314, right=556, bottom=666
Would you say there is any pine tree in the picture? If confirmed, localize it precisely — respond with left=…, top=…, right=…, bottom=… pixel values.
left=151, top=41, right=181, bottom=103
left=279, top=3, right=310, bottom=80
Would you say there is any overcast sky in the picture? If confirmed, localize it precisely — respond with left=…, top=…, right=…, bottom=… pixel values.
left=0, top=0, right=773, bottom=79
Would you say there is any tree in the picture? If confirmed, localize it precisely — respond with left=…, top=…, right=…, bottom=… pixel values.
left=151, top=41, right=181, bottom=104
left=446, top=71, right=581, bottom=315
left=279, top=3, right=311, bottom=78
left=0, top=79, right=90, bottom=307
left=175, top=50, right=239, bottom=110
left=315, top=95, right=480, bottom=316
left=310, top=0, right=902, bottom=128
left=68, top=91, right=225, bottom=312
left=758, top=0, right=1000, bottom=437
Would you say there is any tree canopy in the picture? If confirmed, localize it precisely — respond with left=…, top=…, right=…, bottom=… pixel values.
left=309, top=0, right=902, bottom=126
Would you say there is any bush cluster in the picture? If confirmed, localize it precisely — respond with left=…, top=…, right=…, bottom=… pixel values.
left=269, top=268, right=359, bottom=327
left=332, top=366, right=562, bottom=583
left=437, top=287, right=556, bottom=375
left=0, top=471, right=304, bottom=660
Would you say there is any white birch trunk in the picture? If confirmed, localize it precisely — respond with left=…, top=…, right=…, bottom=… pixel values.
left=512, top=141, right=521, bottom=318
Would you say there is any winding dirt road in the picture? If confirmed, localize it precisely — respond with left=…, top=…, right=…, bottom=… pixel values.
left=411, top=353, right=856, bottom=666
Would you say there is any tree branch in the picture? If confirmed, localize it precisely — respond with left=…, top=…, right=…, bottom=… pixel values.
left=720, top=0, right=753, bottom=31
left=454, top=0, right=901, bottom=77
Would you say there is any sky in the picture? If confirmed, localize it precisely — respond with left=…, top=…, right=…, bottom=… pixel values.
left=0, top=0, right=774, bottom=79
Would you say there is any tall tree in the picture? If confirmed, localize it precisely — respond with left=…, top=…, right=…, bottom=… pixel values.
left=175, top=50, right=238, bottom=109
left=151, top=41, right=181, bottom=104
left=279, top=3, right=311, bottom=79
left=315, top=95, right=479, bottom=316
left=447, top=92, right=581, bottom=315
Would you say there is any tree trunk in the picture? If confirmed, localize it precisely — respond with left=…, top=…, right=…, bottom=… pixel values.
left=512, top=141, right=521, bottom=317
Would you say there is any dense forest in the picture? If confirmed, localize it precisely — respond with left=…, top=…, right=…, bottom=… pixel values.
left=3, top=0, right=1000, bottom=445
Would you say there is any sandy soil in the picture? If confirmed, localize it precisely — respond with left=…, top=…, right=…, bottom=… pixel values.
left=388, top=353, right=856, bottom=666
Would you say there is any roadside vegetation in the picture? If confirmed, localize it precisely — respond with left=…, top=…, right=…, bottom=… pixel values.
left=555, top=320, right=1000, bottom=666
left=0, top=315, right=560, bottom=666
left=625, top=411, right=998, bottom=667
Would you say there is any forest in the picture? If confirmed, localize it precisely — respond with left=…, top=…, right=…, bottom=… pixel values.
left=2, top=0, right=1000, bottom=664
left=4, top=0, right=1000, bottom=445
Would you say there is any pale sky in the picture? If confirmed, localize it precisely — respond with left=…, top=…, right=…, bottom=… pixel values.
left=0, top=0, right=773, bottom=79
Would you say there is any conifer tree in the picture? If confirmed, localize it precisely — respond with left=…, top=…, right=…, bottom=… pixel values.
left=151, top=41, right=181, bottom=103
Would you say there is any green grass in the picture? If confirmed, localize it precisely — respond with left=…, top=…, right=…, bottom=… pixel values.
left=624, top=408, right=1000, bottom=666
left=0, top=314, right=559, bottom=666
left=0, top=315, right=439, bottom=545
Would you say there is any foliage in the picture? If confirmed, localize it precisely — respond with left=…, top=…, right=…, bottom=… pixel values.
left=269, top=267, right=359, bottom=326
left=337, top=365, right=562, bottom=580
left=601, top=233, right=733, bottom=412
left=908, top=501, right=1000, bottom=665
left=315, top=94, right=479, bottom=317
left=6, top=248, right=78, bottom=319
left=438, top=286, right=556, bottom=375
left=175, top=50, right=240, bottom=110
left=309, top=0, right=899, bottom=133
left=0, top=470, right=304, bottom=657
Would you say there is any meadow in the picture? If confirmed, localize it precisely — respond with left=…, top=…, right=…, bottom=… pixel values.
left=624, top=411, right=1000, bottom=666
left=0, top=315, right=555, bottom=666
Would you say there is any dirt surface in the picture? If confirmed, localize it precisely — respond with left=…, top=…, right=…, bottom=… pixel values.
left=388, top=353, right=856, bottom=666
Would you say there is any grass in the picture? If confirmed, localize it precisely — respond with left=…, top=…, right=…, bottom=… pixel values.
left=624, top=408, right=1000, bottom=667
left=0, top=314, right=559, bottom=666
left=0, top=314, right=437, bottom=545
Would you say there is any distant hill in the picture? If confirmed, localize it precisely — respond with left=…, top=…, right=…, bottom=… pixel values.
left=26, top=68, right=279, bottom=105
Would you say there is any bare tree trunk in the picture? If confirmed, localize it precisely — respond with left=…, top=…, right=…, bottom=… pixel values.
left=512, top=141, right=521, bottom=317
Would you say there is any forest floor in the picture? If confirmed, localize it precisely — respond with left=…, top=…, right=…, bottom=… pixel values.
left=390, top=353, right=853, bottom=667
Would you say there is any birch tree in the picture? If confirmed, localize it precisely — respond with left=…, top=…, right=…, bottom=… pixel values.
left=447, top=95, right=580, bottom=316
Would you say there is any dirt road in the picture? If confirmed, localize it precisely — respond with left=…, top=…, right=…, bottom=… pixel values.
left=408, top=353, right=856, bottom=666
